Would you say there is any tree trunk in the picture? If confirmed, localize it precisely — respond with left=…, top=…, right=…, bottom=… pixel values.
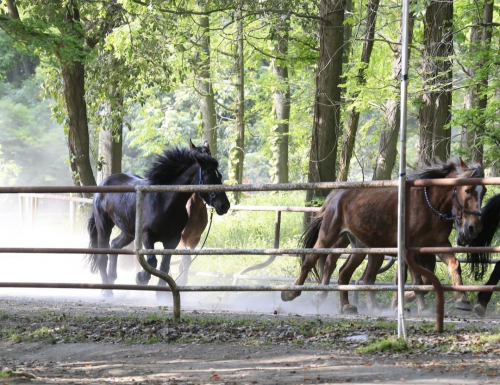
left=97, top=70, right=123, bottom=184
left=373, top=12, right=416, bottom=181
left=418, top=0, right=453, bottom=167
left=229, top=7, right=245, bottom=203
left=271, top=15, right=290, bottom=184
left=196, top=14, right=218, bottom=156
left=338, top=0, right=379, bottom=181
left=61, top=60, right=97, bottom=193
left=462, top=0, right=494, bottom=163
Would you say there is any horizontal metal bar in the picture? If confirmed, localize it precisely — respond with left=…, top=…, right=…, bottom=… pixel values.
left=4, top=177, right=500, bottom=195
left=409, top=246, right=500, bottom=254
left=1, top=282, right=500, bottom=293
left=0, top=248, right=134, bottom=255
left=19, top=193, right=92, bottom=204
left=230, top=205, right=320, bottom=212
left=408, top=177, right=500, bottom=187
left=136, top=247, right=399, bottom=256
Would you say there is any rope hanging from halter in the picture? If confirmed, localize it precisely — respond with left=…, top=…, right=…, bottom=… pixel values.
left=423, top=186, right=457, bottom=221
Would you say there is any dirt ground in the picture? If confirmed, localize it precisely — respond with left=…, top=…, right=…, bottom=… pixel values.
left=1, top=296, right=500, bottom=385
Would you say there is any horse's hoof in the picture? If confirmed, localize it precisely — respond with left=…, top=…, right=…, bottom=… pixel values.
left=341, top=303, right=358, bottom=315
left=281, top=290, right=300, bottom=302
left=135, top=271, right=150, bottom=285
left=455, top=299, right=472, bottom=311
left=101, top=289, right=114, bottom=298
left=474, top=304, right=486, bottom=318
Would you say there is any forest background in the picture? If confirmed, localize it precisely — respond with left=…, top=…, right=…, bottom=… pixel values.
left=0, top=0, right=498, bottom=202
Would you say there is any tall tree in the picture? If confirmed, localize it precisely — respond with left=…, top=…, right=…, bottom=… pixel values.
left=0, top=0, right=120, bottom=193
left=229, top=4, right=245, bottom=202
left=271, top=13, right=290, bottom=183
left=373, top=11, right=416, bottom=181
left=418, top=0, right=453, bottom=167
left=338, top=0, right=380, bottom=181
left=461, top=0, right=494, bottom=162
left=195, top=12, right=218, bottom=156
left=306, top=0, right=344, bottom=203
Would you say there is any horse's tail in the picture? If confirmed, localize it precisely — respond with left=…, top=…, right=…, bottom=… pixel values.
left=467, top=194, right=500, bottom=280
left=299, top=214, right=324, bottom=283
left=85, top=211, right=100, bottom=274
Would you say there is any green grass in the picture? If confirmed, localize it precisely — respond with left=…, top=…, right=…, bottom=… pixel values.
left=357, top=337, right=409, bottom=354
left=479, top=333, right=500, bottom=343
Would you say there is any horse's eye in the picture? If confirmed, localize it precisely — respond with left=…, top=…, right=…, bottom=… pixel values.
left=465, top=189, right=471, bottom=194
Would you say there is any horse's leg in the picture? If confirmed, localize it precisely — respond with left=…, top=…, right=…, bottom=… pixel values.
left=108, top=232, right=135, bottom=285
left=437, top=252, right=471, bottom=311
left=314, top=253, right=340, bottom=306
left=281, top=252, right=323, bottom=301
left=96, top=218, right=114, bottom=297
left=475, top=261, right=500, bottom=317
left=177, top=255, right=192, bottom=286
left=135, top=233, right=158, bottom=285
left=407, top=254, right=428, bottom=314
left=362, top=254, right=385, bottom=313
left=391, top=263, right=408, bottom=310
left=337, top=253, right=366, bottom=314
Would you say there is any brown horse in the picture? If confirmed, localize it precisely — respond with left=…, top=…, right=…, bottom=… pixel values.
left=282, top=159, right=485, bottom=314
left=175, top=193, right=208, bottom=285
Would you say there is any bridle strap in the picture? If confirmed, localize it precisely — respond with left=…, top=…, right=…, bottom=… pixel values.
left=197, top=166, right=222, bottom=207
left=452, top=187, right=482, bottom=217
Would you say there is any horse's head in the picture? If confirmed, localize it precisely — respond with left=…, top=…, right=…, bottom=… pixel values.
left=453, top=158, right=486, bottom=246
left=192, top=144, right=230, bottom=216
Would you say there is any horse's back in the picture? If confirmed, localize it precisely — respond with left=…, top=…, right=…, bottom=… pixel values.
left=100, top=172, right=145, bottom=187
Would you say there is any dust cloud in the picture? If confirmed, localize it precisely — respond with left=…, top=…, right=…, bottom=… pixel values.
left=0, top=198, right=349, bottom=317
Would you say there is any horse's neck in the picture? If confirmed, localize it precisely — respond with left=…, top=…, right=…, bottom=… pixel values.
left=427, top=185, right=454, bottom=211
left=153, top=165, right=199, bottom=210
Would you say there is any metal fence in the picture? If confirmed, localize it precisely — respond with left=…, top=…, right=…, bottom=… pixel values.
left=2, top=178, right=500, bottom=333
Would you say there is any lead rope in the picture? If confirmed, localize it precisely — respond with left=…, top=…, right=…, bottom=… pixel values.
left=174, top=207, right=214, bottom=283
left=423, top=186, right=457, bottom=221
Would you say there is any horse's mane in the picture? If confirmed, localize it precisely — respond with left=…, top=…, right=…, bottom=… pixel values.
left=145, top=147, right=218, bottom=185
left=408, top=158, right=484, bottom=180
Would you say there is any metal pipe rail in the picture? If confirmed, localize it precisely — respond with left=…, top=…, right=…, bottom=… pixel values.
left=1, top=282, right=500, bottom=294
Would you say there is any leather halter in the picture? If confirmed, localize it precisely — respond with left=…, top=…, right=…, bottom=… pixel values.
left=452, top=187, right=482, bottom=217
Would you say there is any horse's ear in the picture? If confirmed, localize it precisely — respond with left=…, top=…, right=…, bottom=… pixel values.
left=203, top=140, right=210, bottom=151
left=189, top=139, right=196, bottom=150
left=459, top=157, right=468, bottom=169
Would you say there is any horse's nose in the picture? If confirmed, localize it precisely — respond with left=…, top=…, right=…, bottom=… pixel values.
left=468, top=225, right=476, bottom=236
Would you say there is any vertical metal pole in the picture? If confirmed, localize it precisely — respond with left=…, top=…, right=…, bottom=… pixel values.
left=397, top=0, right=410, bottom=339
left=69, top=194, right=76, bottom=235
left=19, top=195, right=24, bottom=227
left=274, top=210, right=281, bottom=249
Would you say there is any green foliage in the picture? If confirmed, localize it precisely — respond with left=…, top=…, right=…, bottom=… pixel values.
left=356, top=337, right=409, bottom=354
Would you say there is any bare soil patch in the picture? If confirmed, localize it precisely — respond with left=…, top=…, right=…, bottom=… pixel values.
left=1, top=297, right=500, bottom=385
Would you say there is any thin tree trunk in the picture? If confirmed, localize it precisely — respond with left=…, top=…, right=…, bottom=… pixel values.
left=418, top=0, right=453, bottom=167
left=306, top=0, right=344, bottom=206
left=230, top=6, right=245, bottom=203
left=462, top=0, right=494, bottom=162
left=97, top=87, right=123, bottom=183
left=196, top=14, right=218, bottom=156
left=373, top=12, right=415, bottom=181
left=338, top=0, right=380, bottom=181
left=271, top=15, right=290, bottom=184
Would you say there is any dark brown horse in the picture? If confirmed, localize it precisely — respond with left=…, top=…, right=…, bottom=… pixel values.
left=282, top=159, right=485, bottom=314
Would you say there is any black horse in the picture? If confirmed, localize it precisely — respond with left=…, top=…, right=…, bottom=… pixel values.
left=467, top=193, right=500, bottom=317
left=87, top=141, right=230, bottom=295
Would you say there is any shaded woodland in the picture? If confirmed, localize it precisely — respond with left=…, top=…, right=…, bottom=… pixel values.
left=0, top=0, right=498, bottom=204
